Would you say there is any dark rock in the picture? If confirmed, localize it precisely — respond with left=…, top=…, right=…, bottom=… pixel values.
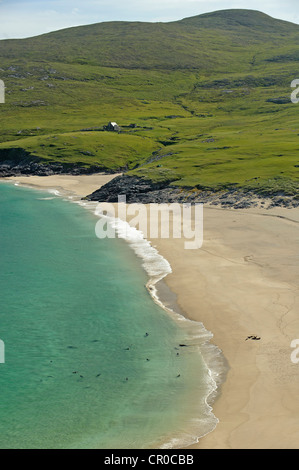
left=86, top=174, right=174, bottom=203
left=1, top=148, right=298, bottom=209
left=266, top=97, right=290, bottom=104
left=86, top=174, right=299, bottom=209
left=0, top=148, right=113, bottom=178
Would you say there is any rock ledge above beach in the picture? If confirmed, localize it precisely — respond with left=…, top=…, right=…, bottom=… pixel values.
left=86, top=174, right=299, bottom=209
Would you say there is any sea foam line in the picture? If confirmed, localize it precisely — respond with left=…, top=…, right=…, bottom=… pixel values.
left=83, top=207, right=228, bottom=448
left=19, top=185, right=227, bottom=448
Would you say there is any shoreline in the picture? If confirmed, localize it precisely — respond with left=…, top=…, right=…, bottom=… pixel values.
left=3, top=174, right=299, bottom=449
left=2, top=173, right=122, bottom=200
left=107, top=204, right=229, bottom=446
left=2, top=174, right=224, bottom=448
left=3, top=174, right=225, bottom=447
left=153, top=205, right=299, bottom=449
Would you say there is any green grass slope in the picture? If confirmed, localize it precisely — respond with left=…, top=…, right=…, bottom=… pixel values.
left=0, top=9, right=299, bottom=195
left=1, top=10, right=299, bottom=71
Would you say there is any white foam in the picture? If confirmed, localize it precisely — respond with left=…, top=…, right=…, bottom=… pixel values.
left=36, top=191, right=228, bottom=448
left=37, top=197, right=56, bottom=200
left=109, top=216, right=172, bottom=282
left=47, top=189, right=61, bottom=196
left=88, top=209, right=228, bottom=447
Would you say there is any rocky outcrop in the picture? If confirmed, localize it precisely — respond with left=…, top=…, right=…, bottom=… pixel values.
left=1, top=149, right=298, bottom=209
left=86, top=174, right=299, bottom=209
left=0, top=148, right=110, bottom=177
left=86, top=175, right=176, bottom=203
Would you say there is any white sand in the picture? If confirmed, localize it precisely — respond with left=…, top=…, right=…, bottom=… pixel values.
left=5, top=174, right=299, bottom=448
left=147, top=205, right=299, bottom=449
left=4, top=173, right=121, bottom=198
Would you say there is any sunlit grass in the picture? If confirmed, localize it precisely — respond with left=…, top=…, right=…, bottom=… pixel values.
left=0, top=9, right=299, bottom=195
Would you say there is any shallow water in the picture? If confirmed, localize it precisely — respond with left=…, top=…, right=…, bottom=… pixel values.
left=0, top=183, right=218, bottom=449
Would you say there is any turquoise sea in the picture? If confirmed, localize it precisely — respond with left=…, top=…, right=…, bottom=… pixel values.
left=0, top=182, right=221, bottom=449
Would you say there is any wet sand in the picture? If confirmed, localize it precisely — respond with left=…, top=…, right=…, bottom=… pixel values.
left=147, top=205, right=299, bottom=449
left=4, top=173, right=120, bottom=198
left=5, top=174, right=299, bottom=449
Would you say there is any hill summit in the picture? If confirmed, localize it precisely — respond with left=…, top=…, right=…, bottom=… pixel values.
left=0, top=9, right=299, bottom=70
left=0, top=9, right=299, bottom=203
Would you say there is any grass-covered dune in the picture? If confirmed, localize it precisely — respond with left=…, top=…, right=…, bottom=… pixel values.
left=0, top=9, right=299, bottom=197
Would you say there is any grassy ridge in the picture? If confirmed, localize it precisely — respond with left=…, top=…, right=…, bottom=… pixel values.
left=0, top=131, right=161, bottom=171
left=0, top=9, right=299, bottom=195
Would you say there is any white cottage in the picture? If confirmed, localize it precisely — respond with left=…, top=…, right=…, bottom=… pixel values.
left=107, top=122, right=120, bottom=132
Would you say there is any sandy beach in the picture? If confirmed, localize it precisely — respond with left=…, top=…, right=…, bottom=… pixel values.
left=151, top=205, right=299, bottom=449
left=3, top=173, right=121, bottom=199
left=4, top=174, right=299, bottom=449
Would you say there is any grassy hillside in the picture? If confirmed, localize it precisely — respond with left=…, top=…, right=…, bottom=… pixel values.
left=1, top=9, right=299, bottom=70
left=0, top=9, right=299, bottom=195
